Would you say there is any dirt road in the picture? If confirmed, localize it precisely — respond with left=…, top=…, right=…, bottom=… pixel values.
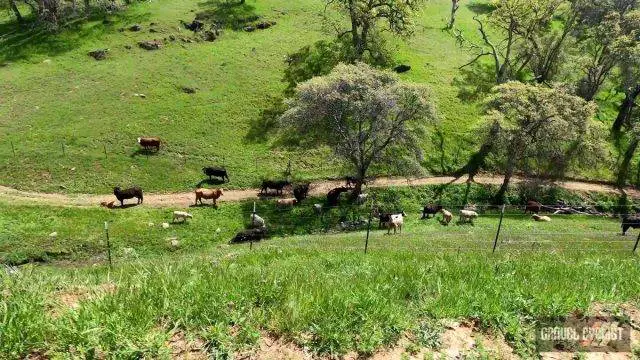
left=0, top=175, right=637, bottom=208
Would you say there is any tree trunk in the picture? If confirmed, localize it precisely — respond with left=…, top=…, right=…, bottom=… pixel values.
left=494, top=165, right=514, bottom=204
left=617, top=137, right=639, bottom=187
left=9, top=0, right=24, bottom=23
left=350, top=167, right=367, bottom=200
left=446, top=0, right=460, bottom=30
left=612, top=84, right=640, bottom=135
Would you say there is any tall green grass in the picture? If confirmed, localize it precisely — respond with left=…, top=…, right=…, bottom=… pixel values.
left=2, top=245, right=639, bottom=358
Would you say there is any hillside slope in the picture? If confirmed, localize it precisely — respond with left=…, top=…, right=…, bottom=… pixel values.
left=0, top=0, right=588, bottom=194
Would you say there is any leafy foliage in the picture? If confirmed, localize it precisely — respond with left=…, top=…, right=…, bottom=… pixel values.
left=324, top=0, right=424, bottom=62
left=280, top=62, right=438, bottom=192
left=481, top=82, right=604, bottom=200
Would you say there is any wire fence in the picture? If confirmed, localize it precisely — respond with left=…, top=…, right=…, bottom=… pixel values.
left=227, top=200, right=640, bottom=256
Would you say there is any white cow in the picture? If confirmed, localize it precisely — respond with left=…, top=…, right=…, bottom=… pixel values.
left=172, top=211, right=193, bottom=223
left=250, top=213, right=266, bottom=228
left=386, top=212, right=406, bottom=234
left=459, top=210, right=478, bottom=224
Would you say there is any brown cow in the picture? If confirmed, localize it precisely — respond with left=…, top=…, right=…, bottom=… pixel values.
left=137, top=137, right=161, bottom=152
left=195, top=188, right=223, bottom=206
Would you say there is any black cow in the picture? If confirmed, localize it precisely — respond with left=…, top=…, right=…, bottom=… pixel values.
left=203, top=167, right=229, bottom=182
left=293, top=183, right=310, bottom=202
left=260, top=180, right=290, bottom=195
left=378, top=213, right=392, bottom=229
left=326, top=187, right=350, bottom=207
left=113, top=186, right=143, bottom=206
left=421, top=204, right=443, bottom=219
left=622, top=214, right=640, bottom=235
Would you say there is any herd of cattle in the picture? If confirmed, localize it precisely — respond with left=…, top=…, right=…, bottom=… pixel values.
left=102, top=138, right=640, bottom=243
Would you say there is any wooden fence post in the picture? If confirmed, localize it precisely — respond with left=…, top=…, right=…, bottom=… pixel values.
left=104, top=222, right=112, bottom=270
left=492, top=204, right=506, bottom=253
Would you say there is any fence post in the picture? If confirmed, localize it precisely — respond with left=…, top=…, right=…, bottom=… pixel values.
left=250, top=202, right=256, bottom=250
left=104, top=222, right=112, bottom=270
left=492, top=204, right=506, bottom=253
left=364, top=195, right=375, bottom=254
left=633, top=231, right=640, bottom=254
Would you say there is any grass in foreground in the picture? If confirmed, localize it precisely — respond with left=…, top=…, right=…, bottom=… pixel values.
left=2, top=239, right=639, bottom=358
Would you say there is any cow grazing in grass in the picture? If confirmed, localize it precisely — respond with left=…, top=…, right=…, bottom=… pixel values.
left=202, top=167, right=229, bottom=182
left=260, top=180, right=290, bottom=195
left=195, top=188, right=223, bottom=206
left=459, top=210, right=478, bottom=224
left=532, top=214, right=551, bottom=222
left=622, top=214, right=640, bottom=235
left=421, top=204, right=443, bottom=219
left=345, top=176, right=368, bottom=188
left=326, top=187, right=350, bottom=207
left=113, top=186, right=143, bottom=206
left=173, top=211, right=193, bottom=223
left=383, top=212, right=406, bottom=234
left=439, top=208, right=453, bottom=225
left=249, top=213, right=265, bottom=228
left=293, top=183, right=310, bottom=202
left=137, top=137, right=161, bottom=152
left=525, top=200, right=543, bottom=214
left=276, top=198, right=297, bottom=207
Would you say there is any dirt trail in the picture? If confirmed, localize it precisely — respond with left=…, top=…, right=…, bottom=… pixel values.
left=0, top=175, right=638, bottom=208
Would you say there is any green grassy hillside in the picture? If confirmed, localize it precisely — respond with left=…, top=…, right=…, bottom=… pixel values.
left=0, top=0, right=491, bottom=194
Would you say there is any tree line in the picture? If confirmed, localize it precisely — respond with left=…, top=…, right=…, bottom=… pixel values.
left=279, top=0, right=638, bottom=203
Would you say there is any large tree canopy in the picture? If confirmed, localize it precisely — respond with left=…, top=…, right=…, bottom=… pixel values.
left=279, top=62, right=438, bottom=195
left=481, top=82, right=604, bottom=201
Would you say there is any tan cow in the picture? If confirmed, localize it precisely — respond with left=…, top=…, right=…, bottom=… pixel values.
left=195, top=188, right=223, bottom=206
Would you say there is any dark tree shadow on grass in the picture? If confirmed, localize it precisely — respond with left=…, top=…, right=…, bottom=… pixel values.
left=244, top=95, right=286, bottom=143
left=195, top=0, right=259, bottom=30
left=0, top=9, right=152, bottom=63
left=113, top=203, right=140, bottom=209
left=130, top=148, right=160, bottom=158
left=467, top=1, right=497, bottom=15
left=452, top=62, right=496, bottom=101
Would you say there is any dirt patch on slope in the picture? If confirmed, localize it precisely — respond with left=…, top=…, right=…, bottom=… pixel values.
left=166, top=331, right=209, bottom=359
left=236, top=334, right=312, bottom=360
left=50, top=283, right=116, bottom=316
left=239, top=323, right=518, bottom=360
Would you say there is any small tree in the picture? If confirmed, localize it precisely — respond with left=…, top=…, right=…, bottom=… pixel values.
left=456, top=0, right=564, bottom=84
left=480, top=82, right=603, bottom=202
left=324, top=0, right=425, bottom=63
left=279, top=63, right=438, bottom=196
